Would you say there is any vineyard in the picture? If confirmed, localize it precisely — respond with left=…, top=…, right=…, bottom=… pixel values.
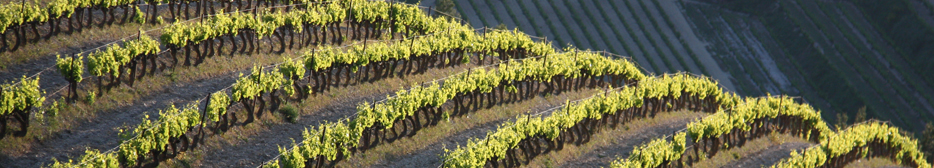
left=0, top=0, right=931, bottom=168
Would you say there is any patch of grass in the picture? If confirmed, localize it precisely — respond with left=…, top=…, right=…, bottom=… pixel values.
left=278, top=104, right=299, bottom=123
left=85, top=91, right=96, bottom=104
left=844, top=157, right=902, bottom=168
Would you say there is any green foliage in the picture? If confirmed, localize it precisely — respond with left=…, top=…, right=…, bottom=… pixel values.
left=611, top=94, right=834, bottom=167
left=612, top=132, right=687, bottom=168
left=772, top=122, right=931, bottom=168
left=132, top=6, right=145, bottom=24
left=85, top=91, right=95, bottom=104
left=274, top=48, right=646, bottom=167
left=300, top=25, right=553, bottom=79
left=0, top=0, right=150, bottom=34
left=55, top=54, right=84, bottom=83
left=162, top=0, right=459, bottom=49
left=116, top=103, right=202, bottom=166
left=87, top=36, right=160, bottom=78
left=0, top=0, right=48, bottom=34
left=232, top=65, right=287, bottom=102
left=442, top=74, right=735, bottom=167
left=0, top=76, right=44, bottom=116
left=206, top=91, right=231, bottom=122
left=50, top=100, right=202, bottom=168
left=47, top=148, right=119, bottom=168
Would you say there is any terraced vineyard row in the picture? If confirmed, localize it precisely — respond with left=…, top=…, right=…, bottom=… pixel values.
left=1, top=1, right=488, bottom=166
left=44, top=1, right=587, bottom=166
left=1, top=0, right=452, bottom=141
left=1, top=0, right=929, bottom=167
left=606, top=93, right=928, bottom=167
left=0, top=0, right=310, bottom=52
left=265, top=49, right=644, bottom=167
left=442, top=74, right=737, bottom=167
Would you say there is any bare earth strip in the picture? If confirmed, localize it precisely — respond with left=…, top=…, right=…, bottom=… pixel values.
left=607, top=0, right=669, bottom=73
left=542, top=0, right=594, bottom=50
left=560, top=0, right=611, bottom=51
left=723, top=142, right=813, bottom=168
left=528, top=0, right=581, bottom=49
left=501, top=0, right=539, bottom=36
left=625, top=0, right=685, bottom=72
left=644, top=0, right=701, bottom=75
left=592, top=0, right=654, bottom=73
left=469, top=0, right=500, bottom=28
left=658, top=0, right=734, bottom=90
left=484, top=0, right=518, bottom=30
left=550, top=111, right=706, bottom=167
left=453, top=1, right=485, bottom=28
left=577, top=0, right=631, bottom=63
